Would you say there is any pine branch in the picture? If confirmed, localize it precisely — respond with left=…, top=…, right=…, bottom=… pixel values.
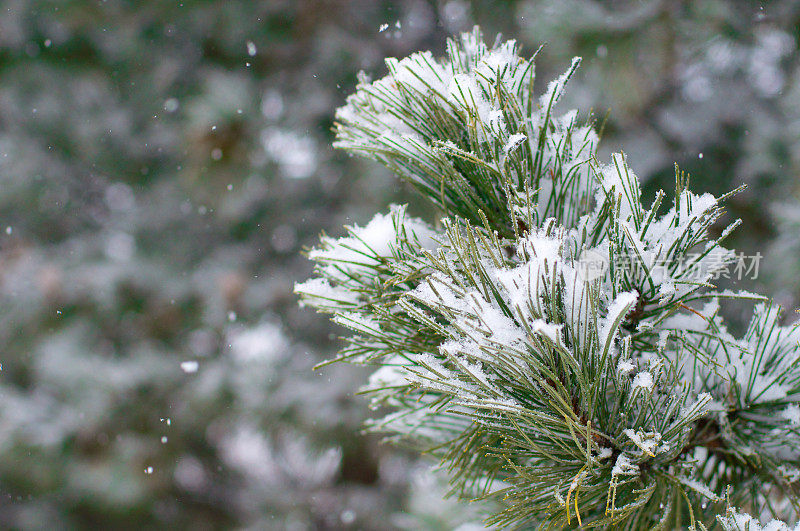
left=297, top=27, right=800, bottom=529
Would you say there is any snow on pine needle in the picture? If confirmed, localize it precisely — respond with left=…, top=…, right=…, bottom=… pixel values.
left=333, top=27, right=597, bottom=233
left=297, top=27, right=800, bottom=529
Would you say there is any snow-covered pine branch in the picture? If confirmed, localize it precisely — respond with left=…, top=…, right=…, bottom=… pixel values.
left=297, top=27, right=800, bottom=529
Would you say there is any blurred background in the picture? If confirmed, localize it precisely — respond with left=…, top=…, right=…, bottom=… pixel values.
left=0, top=0, right=799, bottom=528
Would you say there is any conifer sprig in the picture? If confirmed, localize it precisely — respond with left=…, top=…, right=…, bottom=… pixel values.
left=297, top=28, right=800, bottom=529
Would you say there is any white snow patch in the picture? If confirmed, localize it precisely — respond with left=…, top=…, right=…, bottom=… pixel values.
left=782, top=404, right=800, bottom=425
left=308, top=205, right=438, bottom=281
left=611, top=453, right=638, bottom=478
left=632, top=371, right=654, bottom=391
left=504, top=133, right=527, bottom=154
left=531, top=320, right=563, bottom=346
left=623, top=429, right=664, bottom=456
left=618, top=359, right=635, bottom=376
left=180, top=361, right=199, bottom=373
left=294, top=277, right=360, bottom=307
left=599, top=291, right=638, bottom=352
left=718, top=509, right=800, bottom=531
left=228, top=322, right=288, bottom=364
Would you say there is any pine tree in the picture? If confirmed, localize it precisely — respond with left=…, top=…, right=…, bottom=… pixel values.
left=296, top=28, right=800, bottom=529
